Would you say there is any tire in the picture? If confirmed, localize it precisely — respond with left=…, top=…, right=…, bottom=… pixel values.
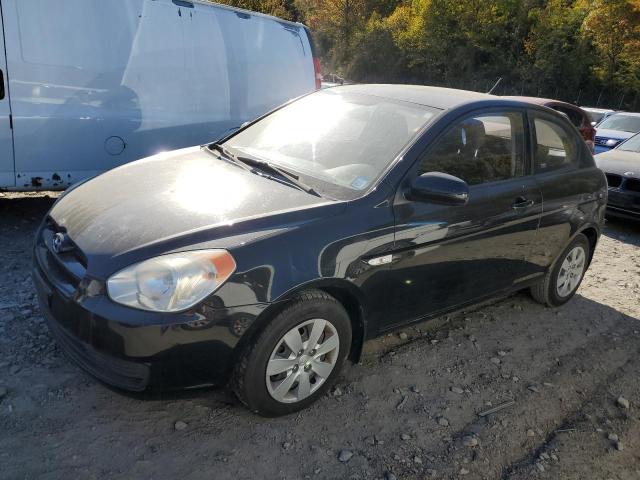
left=530, top=233, right=590, bottom=307
left=231, top=290, right=352, bottom=417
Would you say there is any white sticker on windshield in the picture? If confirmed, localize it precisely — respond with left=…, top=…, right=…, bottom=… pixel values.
left=351, top=176, right=369, bottom=190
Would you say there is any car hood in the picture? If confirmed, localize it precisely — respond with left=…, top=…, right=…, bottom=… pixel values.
left=595, top=128, right=635, bottom=141
left=49, top=147, right=340, bottom=270
left=595, top=149, right=640, bottom=176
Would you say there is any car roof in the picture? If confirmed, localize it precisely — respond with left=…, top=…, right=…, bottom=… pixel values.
left=503, top=96, right=557, bottom=105
left=333, top=84, right=493, bottom=110
left=189, top=0, right=303, bottom=28
left=502, top=96, right=584, bottom=112
left=582, top=107, right=615, bottom=113
left=607, top=111, right=640, bottom=117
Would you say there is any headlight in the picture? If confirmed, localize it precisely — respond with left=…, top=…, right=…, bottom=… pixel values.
left=107, top=250, right=236, bottom=312
left=605, top=139, right=620, bottom=147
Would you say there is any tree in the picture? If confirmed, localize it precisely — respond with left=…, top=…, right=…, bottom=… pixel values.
left=582, top=0, right=640, bottom=90
left=347, top=12, right=405, bottom=81
left=525, top=0, right=593, bottom=99
left=304, top=0, right=367, bottom=70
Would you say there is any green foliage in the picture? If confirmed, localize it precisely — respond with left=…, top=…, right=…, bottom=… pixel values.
left=525, top=0, right=593, bottom=99
left=211, top=0, right=640, bottom=108
left=347, top=12, right=406, bottom=81
left=583, top=0, right=640, bottom=90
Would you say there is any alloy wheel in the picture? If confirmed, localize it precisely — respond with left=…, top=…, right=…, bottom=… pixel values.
left=265, top=319, right=340, bottom=403
left=556, top=245, right=586, bottom=298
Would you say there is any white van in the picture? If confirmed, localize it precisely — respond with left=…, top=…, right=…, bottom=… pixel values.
left=0, top=0, right=319, bottom=190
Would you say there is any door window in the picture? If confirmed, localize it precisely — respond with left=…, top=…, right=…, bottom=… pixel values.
left=532, top=114, right=578, bottom=173
left=417, top=111, right=526, bottom=185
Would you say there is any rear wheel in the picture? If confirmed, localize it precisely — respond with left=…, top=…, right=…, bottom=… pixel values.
left=231, top=290, right=351, bottom=416
left=530, top=233, right=590, bottom=307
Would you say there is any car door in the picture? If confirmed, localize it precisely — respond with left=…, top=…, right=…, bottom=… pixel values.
left=384, top=108, right=542, bottom=329
left=0, top=11, right=14, bottom=188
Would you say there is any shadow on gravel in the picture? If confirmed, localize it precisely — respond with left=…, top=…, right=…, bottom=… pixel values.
left=0, top=193, right=56, bottom=225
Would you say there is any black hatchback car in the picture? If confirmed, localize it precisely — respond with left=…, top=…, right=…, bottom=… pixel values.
left=33, top=85, right=606, bottom=416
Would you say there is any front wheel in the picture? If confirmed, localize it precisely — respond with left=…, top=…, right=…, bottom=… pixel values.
left=231, top=290, right=352, bottom=416
left=530, top=233, right=590, bottom=307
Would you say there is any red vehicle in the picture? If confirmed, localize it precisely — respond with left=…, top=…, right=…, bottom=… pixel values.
left=504, top=97, right=596, bottom=152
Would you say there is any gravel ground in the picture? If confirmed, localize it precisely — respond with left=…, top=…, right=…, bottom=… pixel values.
left=0, top=192, right=639, bottom=480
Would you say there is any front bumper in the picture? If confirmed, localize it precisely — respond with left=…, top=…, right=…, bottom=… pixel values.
left=605, top=204, right=640, bottom=220
left=33, top=256, right=269, bottom=391
left=606, top=186, right=640, bottom=220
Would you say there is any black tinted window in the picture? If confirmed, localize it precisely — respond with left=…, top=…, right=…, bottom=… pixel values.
left=417, top=111, right=526, bottom=185
left=532, top=114, right=578, bottom=173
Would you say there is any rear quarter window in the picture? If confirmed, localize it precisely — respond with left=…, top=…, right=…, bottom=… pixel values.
left=532, top=112, right=579, bottom=173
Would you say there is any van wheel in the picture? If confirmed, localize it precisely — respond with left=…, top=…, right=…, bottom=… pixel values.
left=530, top=234, right=590, bottom=307
left=231, top=290, right=351, bottom=417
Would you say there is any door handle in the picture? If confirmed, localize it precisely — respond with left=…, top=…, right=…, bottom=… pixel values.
left=512, top=197, right=534, bottom=210
left=0, top=69, right=4, bottom=100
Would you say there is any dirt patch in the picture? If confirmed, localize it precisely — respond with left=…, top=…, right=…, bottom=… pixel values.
left=0, top=192, right=639, bottom=480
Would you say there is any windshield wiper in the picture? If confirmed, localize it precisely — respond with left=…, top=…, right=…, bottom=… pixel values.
left=207, top=144, right=321, bottom=197
left=207, top=143, right=253, bottom=172
left=237, top=156, right=321, bottom=197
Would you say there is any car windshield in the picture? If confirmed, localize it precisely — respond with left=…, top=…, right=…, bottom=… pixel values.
left=618, top=134, right=640, bottom=153
left=224, top=90, right=438, bottom=199
left=597, top=114, right=640, bottom=133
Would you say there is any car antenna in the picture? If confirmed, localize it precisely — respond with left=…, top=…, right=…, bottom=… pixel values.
left=487, top=77, right=503, bottom=95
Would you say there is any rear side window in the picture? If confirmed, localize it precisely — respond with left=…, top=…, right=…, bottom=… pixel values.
left=532, top=113, right=578, bottom=173
left=417, top=111, right=526, bottom=185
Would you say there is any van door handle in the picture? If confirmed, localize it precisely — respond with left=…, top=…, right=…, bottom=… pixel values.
left=512, top=197, right=534, bottom=210
left=0, top=69, right=4, bottom=100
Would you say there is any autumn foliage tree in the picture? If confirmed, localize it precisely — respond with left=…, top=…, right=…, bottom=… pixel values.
left=583, top=0, right=640, bottom=91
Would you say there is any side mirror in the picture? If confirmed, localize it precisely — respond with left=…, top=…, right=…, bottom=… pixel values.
left=407, top=172, right=469, bottom=205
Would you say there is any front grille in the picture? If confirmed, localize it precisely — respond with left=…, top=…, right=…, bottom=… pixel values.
left=36, top=218, right=87, bottom=296
left=606, top=173, right=623, bottom=188
left=626, top=178, right=640, bottom=193
left=43, top=218, right=87, bottom=265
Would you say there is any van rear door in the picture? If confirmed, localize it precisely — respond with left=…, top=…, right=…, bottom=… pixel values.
left=214, top=8, right=316, bottom=120
left=0, top=6, right=14, bottom=188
